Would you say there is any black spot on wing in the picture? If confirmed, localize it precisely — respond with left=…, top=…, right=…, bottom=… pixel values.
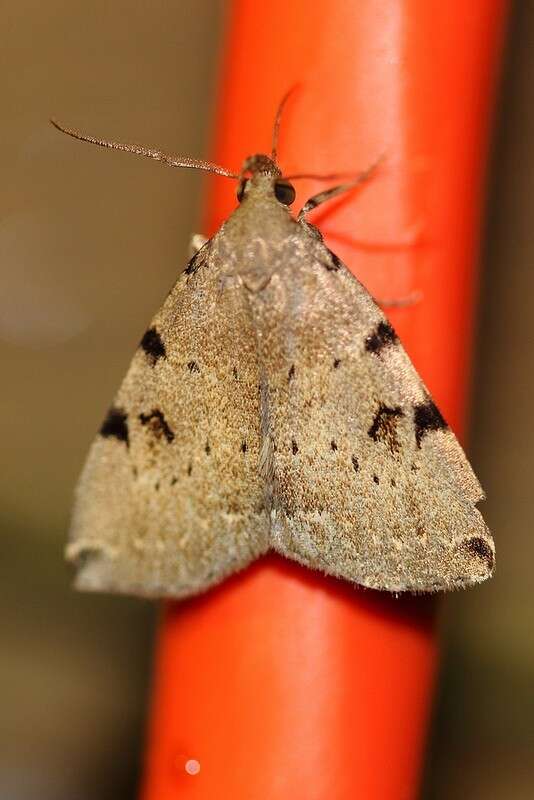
left=365, top=321, right=398, bottom=355
left=184, top=246, right=206, bottom=276
left=321, top=248, right=342, bottom=271
left=291, top=439, right=299, bottom=455
left=184, top=258, right=196, bottom=275
left=351, top=455, right=359, bottom=472
left=303, top=222, right=323, bottom=242
left=333, top=358, right=341, bottom=369
left=368, top=404, right=404, bottom=453
left=241, top=441, right=248, bottom=453
left=414, top=399, right=447, bottom=447
left=464, top=537, right=494, bottom=570
left=187, top=360, right=200, bottom=373
left=140, top=327, right=166, bottom=365
left=331, top=440, right=338, bottom=451
left=288, top=364, right=295, bottom=381
left=139, top=409, right=175, bottom=443
left=100, top=407, right=129, bottom=446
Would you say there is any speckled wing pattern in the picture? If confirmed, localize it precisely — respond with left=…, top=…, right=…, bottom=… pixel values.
left=248, top=231, right=494, bottom=592
left=68, top=204, right=493, bottom=597
left=68, top=242, right=270, bottom=598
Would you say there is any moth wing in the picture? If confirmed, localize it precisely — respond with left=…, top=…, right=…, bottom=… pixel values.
left=68, top=241, right=269, bottom=598
left=251, top=234, right=494, bottom=592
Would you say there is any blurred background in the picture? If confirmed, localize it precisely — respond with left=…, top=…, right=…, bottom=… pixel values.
left=1, top=2, right=532, bottom=799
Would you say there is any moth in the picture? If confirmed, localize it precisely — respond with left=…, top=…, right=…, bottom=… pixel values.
left=53, top=102, right=494, bottom=598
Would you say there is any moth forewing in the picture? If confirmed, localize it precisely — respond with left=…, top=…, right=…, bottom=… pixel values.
left=68, top=239, right=271, bottom=598
left=244, top=232, right=493, bottom=593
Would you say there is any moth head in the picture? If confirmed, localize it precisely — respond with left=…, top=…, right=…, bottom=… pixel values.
left=237, top=154, right=296, bottom=206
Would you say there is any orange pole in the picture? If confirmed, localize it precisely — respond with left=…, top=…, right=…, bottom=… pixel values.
left=141, top=3, right=508, bottom=798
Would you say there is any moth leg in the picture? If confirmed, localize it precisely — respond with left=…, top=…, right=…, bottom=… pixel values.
left=189, top=233, right=208, bottom=257
left=297, top=157, right=383, bottom=222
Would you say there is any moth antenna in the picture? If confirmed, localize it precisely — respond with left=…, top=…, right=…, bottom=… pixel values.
left=50, top=119, right=239, bottom=179
left=271, top=85, right=300, bottom=164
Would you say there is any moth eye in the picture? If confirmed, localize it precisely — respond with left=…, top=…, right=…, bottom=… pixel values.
left=274, top=180, right=296, bottom=205
left=237, top=179, right=249, bottom=202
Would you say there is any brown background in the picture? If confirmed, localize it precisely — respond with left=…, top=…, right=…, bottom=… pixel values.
left=1, top=2, right=532, bottom=798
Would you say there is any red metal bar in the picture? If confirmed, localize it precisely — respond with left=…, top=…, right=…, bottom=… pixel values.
left=141, top=2, right=508, bottom=798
